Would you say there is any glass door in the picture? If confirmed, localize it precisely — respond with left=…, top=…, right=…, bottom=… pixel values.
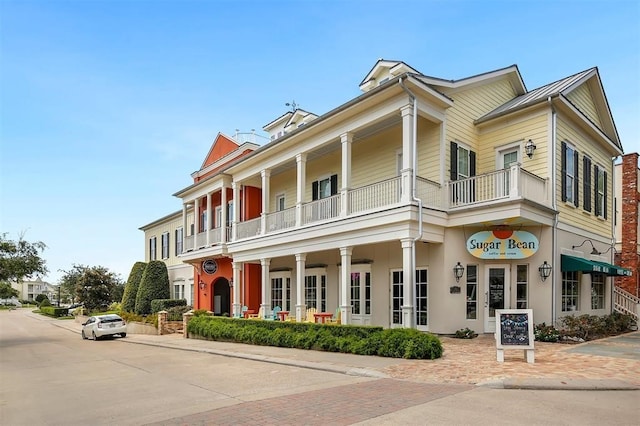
left=350, top=265, right=371, bottom=325
left=484, top=265, right=510, bottom=333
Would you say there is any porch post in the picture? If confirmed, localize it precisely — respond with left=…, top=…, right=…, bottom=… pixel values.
left=401, top=238, right=415, bottom=328
left=261, top=169, right=270, bottom=234
left=232, top=261, right=241, bottom=317
left=400, top=105, right=414, bottom=204
left=182, top=203, right=188, bottom=250
left=193, top=199, right=198, bottom=251
left=340, top=246, right=353, bottom=325
left=221, top=184, right=228, bottom=243
left=295, top=253, right=306, bottom=321
left=296, top=153, right=306, bottom=227
left=340, top=132, right=352, bottom=217
left=231, top=181, right=239, bottom=241
left=260, top=258, right=271, bottom=319
left=206, top=192, right=212, bottom=246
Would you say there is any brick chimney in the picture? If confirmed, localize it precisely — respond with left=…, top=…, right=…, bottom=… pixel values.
left=618, top=153, right=639, bottom=296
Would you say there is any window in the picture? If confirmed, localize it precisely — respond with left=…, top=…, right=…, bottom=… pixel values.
left=271, top=273, right=291, bottom=311
left=562, top=271, right=580, bottom=312
left=312, top=174, right=338, bottom=200
left=215, top=206, right=222, bottom=228
left=175, top=228, right=183, bottom=256
left=595, top=165, right=607, bottom=218
left=173, top=282, right=184, bottom=300
left=466, top=265, right=477, bottom=319
left=161, top=232, right=170, bottom=259
left=200, top=211, right=207, bottom=232
left=391, top=270, right=403, bottom=325
left=304, top=269, right=326, bottom=311
left=276, top=194, right=285, bottom=211
left=415, top=269, right=428, bottom=326
left=516, top=265, right=528, bottom=308
left=583, top=156, right=592, bottom=212
left=561, top=142, right=579, bottom=206
left=591, top=273, right=605, bottom=309
left=149, top=237, right=157, bottom=260
left=450, top=142, right=476, bottom=180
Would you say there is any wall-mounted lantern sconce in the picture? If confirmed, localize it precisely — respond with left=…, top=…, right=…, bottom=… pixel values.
left=524, top=139, right=537, bottom=159
left=572, top=239, right=600, bottom=255
left=199, top=280, right=206, bottom=290
left=538, top=261, right=552, bottom=282
left=453, top=262, right=464, bottom=283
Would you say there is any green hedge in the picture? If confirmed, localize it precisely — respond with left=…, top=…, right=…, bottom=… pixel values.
left=40, top=306, right=69, bottom=317
left=150, top=299, right=187, bottom=314
left=187, top=316, right=443, bottom=359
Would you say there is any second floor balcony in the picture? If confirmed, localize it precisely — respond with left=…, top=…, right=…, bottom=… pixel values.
left=182, top=164, right=549, bottom=252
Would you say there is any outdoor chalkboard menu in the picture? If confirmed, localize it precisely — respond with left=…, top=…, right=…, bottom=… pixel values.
left=495, top=309, right=535, bottom=363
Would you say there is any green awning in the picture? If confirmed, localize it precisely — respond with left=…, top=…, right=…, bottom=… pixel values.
left=561, top=254, right=632, bottom=277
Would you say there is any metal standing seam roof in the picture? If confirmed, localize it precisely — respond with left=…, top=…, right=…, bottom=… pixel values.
left=476, top=68, right=597, bottom=123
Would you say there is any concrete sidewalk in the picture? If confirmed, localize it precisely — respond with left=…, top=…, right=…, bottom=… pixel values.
left=46, top=312, right=640, bottom=391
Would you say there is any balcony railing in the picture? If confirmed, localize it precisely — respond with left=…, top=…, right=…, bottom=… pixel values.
left=416, top=177, right=443, bottom=209
left=302, top=194, right=341, bottom=225
left=448, top=164, right=548, bottom=209
left=236, top=217, right=261, bottom=240
left=349, top=177, right=401, bottom=214
left=266, top=206, right=296, bottom=232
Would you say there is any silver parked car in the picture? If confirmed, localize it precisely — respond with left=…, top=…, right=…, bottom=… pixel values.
left=81, top=314, right=127, bottom=340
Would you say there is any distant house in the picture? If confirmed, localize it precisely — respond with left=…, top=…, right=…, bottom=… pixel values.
left=11, top=277, right=51, bottom=302
left=144, top=59, right=631, bottom=332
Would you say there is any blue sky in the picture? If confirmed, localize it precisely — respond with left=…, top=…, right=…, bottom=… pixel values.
left=1, top=0, right=639, bottom=284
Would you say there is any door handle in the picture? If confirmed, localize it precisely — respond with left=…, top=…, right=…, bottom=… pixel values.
left=484, top=291, right=489, bottom=307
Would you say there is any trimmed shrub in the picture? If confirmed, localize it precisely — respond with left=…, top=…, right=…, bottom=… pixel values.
left=186, top=316, right=443, bottom=359
left=166, top=305, right=192, bottom=321
left=560, top=312, right=635, bottom=341
left=534, top=322, right=560, bottom=342
left=40, top=306, right=68, bottom=317
left=134, top=261, right=170, bottom=315
left=39, top=298, right=52, bottom=308
left=151, top=298, right=187, bottom=314
left=121, top=262, right=146, bottom=313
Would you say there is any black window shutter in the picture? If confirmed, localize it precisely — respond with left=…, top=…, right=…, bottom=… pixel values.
left=594, top=165, right=600, bottom=217
left=603, top=171, right=608, bottom=219
left=573, top=150, right=579, bottom=207
left=312, top=181, right=319, bottom=201
left=330, top=174, right=338, bottom=195
left=450, top=141, right=458, bottom=180
left=469, top=150, right=476, bottom=177
left=561, top=142, right=567, bottom=202
left=583, top=157, right=591, bottom=212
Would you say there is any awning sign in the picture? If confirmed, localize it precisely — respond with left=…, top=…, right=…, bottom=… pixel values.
left=467, top=230, right=538, bottom=259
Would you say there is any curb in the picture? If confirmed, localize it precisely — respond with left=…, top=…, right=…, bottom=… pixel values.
left=479, top=378, right=639, bottom=391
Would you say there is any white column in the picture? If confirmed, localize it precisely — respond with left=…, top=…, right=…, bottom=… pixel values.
left=261, top=169, right=271, bottom=234
left=401, top=238, right=415, bottom=328
left=232, top=262, right=242, bottom=317
left=400, top=105, right=414, bottom=204
left=340, top=246, right=353, bottom=325
left=340, top=133, right=352, bottom=217
left=231, top=181, right=239, bottom=241
left=260, top=258, right=271, bottom=318
left=221, top=184, right=228, bottom=243
left=206, top=192, right=212, bottom=246
left=182, top=203, right=188, bottom=251
left=295, top=253, right=306, bottom=321
left=296, top=153, right=307, bottom=226
left=192, top=200, right=198, bottom=251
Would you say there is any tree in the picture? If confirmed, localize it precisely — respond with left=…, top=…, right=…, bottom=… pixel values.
left=0, top=233, right=48, bottom=283
left=0, top=282, right=19, bottom=299
left=35, top=294, right=48, bottom=304
left=58, top=264, right=88, bottom=303
left=59, top=265, right=123, bottom=312
left=134, top=261, right=170, bottom=315
left=121, top=262, right=147, bottom=312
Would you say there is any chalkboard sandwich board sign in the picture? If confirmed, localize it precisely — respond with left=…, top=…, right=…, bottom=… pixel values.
left=495, top=309, right=535, bottom=363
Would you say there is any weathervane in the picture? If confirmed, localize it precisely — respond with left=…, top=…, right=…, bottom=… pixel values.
left=285, top=100, right=299, bottom=111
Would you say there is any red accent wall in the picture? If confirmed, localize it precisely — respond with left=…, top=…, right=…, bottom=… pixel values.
left=244, top=263, right=262, bottom=310
left=194, top=258, right=233, bottom=311
left=243, top=186, right=262, bottom=220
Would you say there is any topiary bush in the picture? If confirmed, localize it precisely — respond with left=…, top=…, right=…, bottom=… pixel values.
left=121, top=262, right=146, bottom=313
left=186, top=316, right=443, bottom=359
left=134, top=261, right=170, bottom=315
left=150, top=298, right=187, bottom=314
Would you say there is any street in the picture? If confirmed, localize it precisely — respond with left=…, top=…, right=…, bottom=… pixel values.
left=1, top=310, right=638, bottom=425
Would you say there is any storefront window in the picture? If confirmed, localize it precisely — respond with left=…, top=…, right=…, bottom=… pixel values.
left=562, top=271, right=580, bottom=311
left=591, top=273, right=605, bottom=309
left=466, top=265, right=477, bottom=319
left=516, top=265, right=528, bottom=308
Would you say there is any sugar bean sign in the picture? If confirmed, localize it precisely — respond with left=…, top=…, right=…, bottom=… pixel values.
left=495, top=309, right=535, bottom=363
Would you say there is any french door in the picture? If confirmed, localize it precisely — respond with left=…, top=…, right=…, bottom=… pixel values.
left=484, top=265, right=510, bottom=333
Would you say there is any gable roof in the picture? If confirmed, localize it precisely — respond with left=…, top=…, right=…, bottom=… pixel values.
left=359, top=59, right=421, bottom=90
left=476, top=67, right=621, bottom=148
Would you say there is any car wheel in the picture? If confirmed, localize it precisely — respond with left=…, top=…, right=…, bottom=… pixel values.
left=92, top=331, right=98, bottom=341
left=81, top=330, right=87, bottom=340
left=120, top=333, right=126, bottom=338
